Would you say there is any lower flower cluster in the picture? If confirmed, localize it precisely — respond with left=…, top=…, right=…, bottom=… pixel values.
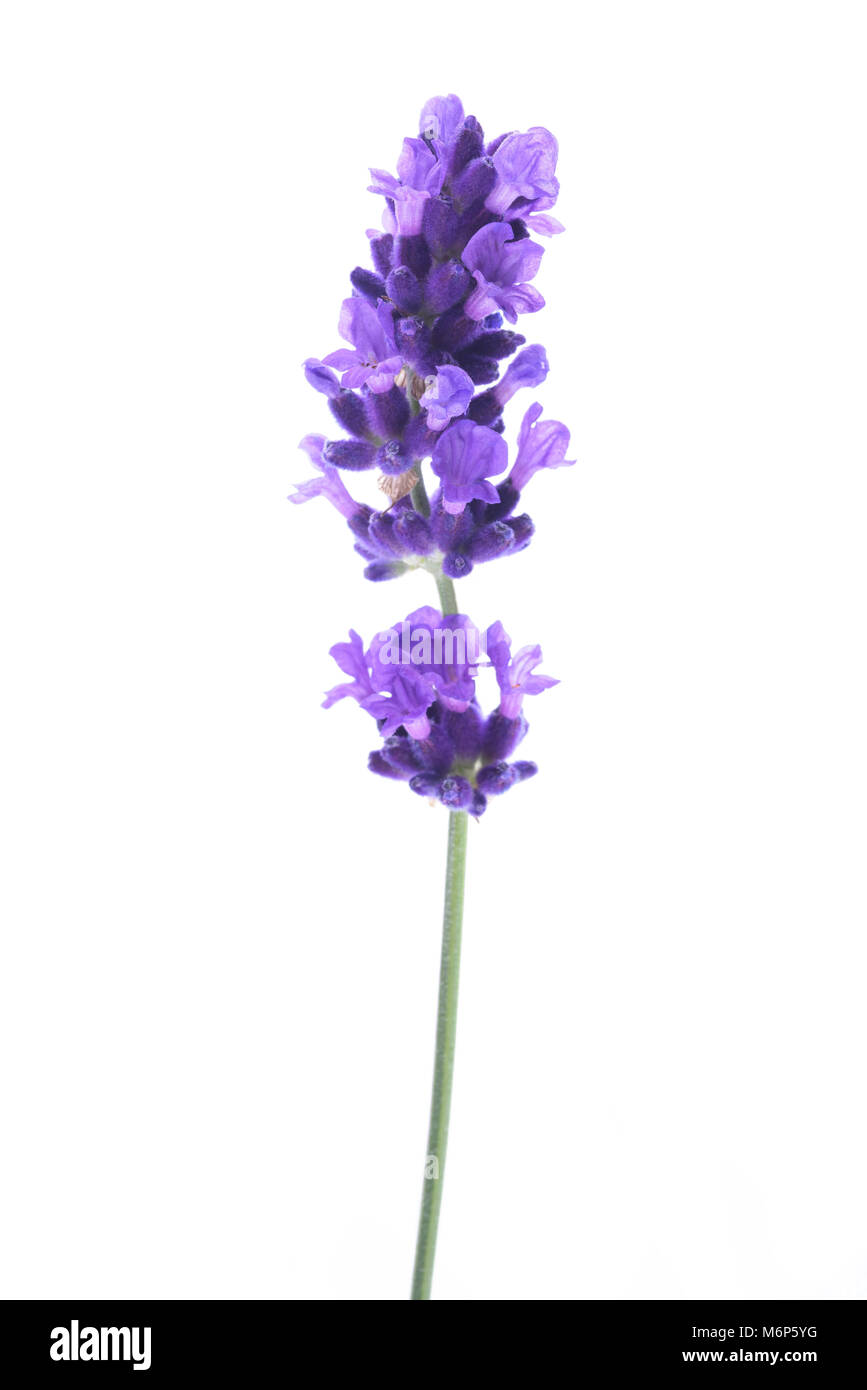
left=324, top=608, right=557, bottom=816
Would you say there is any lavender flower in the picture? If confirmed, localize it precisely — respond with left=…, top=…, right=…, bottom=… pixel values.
left=491, top=344, right=550, bottom=403
left=295, top=93, right=575, bottom=804
left=485, top=620, right=559, bottom=718
left=485, top=127, right=562, bottom=231
left=463, top=223, right=545, bottom=323
left=322, top=298, right=402, bottom=393
left=509, top=403, right=576, bottom=492
left=296, top=94, right=577, bottom=1304
left=420, top=365, right=475, bottom=430
left=289, top=435, right=365, bottom=519
left=303, top=360, right=341, bottom=398
left=370, top=607, right=479, bottom=711
left=466, top=343, right=550, bottom=427
left=320, top=630, right=375, bottom=710
left=430, top=419, right=507, bottom=515
left=324, top=609, right=555, bottom=814
left=369, top=139, right=444, bottom=199
left=419, top=94, right=466, bottom=145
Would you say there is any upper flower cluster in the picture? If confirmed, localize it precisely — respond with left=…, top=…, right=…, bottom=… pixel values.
left=292, top=94, right=574, bottom=586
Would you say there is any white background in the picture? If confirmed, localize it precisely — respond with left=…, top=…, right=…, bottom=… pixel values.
left=1, top=1, right=865, bottom=1301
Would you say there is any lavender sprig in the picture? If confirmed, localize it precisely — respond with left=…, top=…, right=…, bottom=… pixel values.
left=293, top=94, right=573, bottom=1298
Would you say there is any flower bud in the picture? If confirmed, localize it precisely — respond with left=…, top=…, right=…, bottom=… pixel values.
left=350, top=266, right=386, bottom=303
left=323, top=439, right=378, bottom=471
left=386, top=265, right=423, bottom=313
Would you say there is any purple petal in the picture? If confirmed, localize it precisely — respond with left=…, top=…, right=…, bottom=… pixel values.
left=323, top=630, right=376, bottom=709
left=368, top=167, right=400, bottom=197
left=431, top=419, right=508, bottom=515
left=441, top=479, right=500, bottom=515
left=524, top=213, right=565, bottom=236
left=321, top=347, right=361, bottom=371
left=391, top=186, right=431, bottom=235
left=494, top=347, right=549, bottom=404
left=462, top=223, right=513, bottom=282
left=462, top=224, right=544, bottom=322
left=510, top=404, right=576, bottom=492
left=297, top=433, right=328, bottom=467
left=486, top=127, right=560, bottom=218
left=464, top=273, right=500, bottom=323
left=366, top=355, right=403, bottom=394
left=396, top=137, right=445, bottom=194
left=303, top=358, right=341, bottom=398
left=419, top=94, right=465, bottom=144
left=289, top=466, right=359, bottom=520
left=421, top=364, right=475, bottom=430
left=498, top=284, right=545, bottom=322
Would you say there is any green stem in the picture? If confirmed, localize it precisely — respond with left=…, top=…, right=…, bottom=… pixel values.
left=409, top=470, right=458, bottom=616
left=408, top=459, right=465, bottom=1297
left=434, top=570, right=458, bottom=616
left=409, top=474, right=430, bottom=518
left=410, top=808, right=469, bottom=1300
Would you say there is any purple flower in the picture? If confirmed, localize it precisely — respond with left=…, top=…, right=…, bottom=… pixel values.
left=493, top=344, right=549, bottom=405
left=521, top=212, right=564, bottom=237
left=322, top=298, right=402, bottom=394
left=485, top=127, right=561, bottom=226
left=303, top=358, right=341, bottom=398
left=462, top=223, right=545, bottom=324
left=421, top=365, right=475, bottom=431
left=369, top=138, right=445, bottom=199
left=325, top=607, right=485, bottom=740
left=431, top=419, right=508, bottom=515
left=368, top=168, right=401, bottom=198
left=419, top=94, right=465, bottom=144
left=289, top=435, right=363, bottom=519
left=323, top=608, right=551, bottom=812
left=324, top=628, right=434, bottom=738
left=464, top=342, right=550, bottom=428
left=398, top=137, right=445, bottom=192
left=485, top=621, right=558, bottom=718
left=368, top=607, right=481, bottom=712
left=383, top=186, right=432, bottom=237
left=367, top=101, right=471, bottom=238
left=361, top=669, right=437, bottom=739
left=509, top=403, right=576, bottom=493
left=322, top=630, right=376, bottom=710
